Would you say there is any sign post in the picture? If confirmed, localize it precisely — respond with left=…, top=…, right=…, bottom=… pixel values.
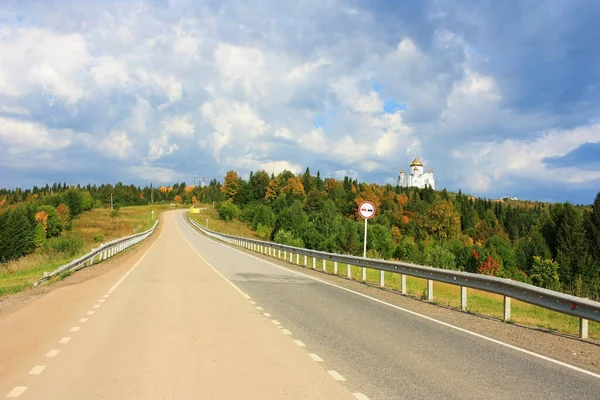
left=358, top=201, right=376, bottom=281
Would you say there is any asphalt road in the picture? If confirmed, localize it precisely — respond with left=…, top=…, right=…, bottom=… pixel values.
left=176, top=212, right=600, bottom=400
left=0, top=211, right=355, bottom=399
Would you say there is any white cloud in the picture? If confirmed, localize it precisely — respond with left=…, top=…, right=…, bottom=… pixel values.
left=129, top=165, right=179, bottom=183
left=163, top=114, right=195, bottom=137
left=453, top=122, right=600, bottom=192
left=0, top=117, right=71, bottom=151
left=148, top=135, right=179, bottom=160
left=102, top=130, right=133, bottom=159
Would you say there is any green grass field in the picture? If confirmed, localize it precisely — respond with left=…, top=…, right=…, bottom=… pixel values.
left=192, top=209, right=600, bottom=340
left=0, top=204, right=172, bottom=296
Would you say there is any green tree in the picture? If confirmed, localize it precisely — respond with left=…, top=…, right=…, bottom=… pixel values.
left=423, top=200, right=461, bottom=241
left=555, top=204, right=590, bottom=291
left=217, top=200, right=240, bottom=221
left=530, top=256, right=561, bottom=291
left=63, top=189, right=83, bottom=216
left=424, top=244, right=457, bottom=270
left=274, top=229, right=305, bottom=248
left=368, top=224, right=394, bottom=259
left=248, top=170, right=270, bottom=203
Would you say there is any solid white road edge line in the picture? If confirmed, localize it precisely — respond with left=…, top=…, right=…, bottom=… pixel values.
left=175, top=216, right=251, bottom=300
left=183, top=214, right=600, bottom=380
left=106, top=233, right=162, bottom=295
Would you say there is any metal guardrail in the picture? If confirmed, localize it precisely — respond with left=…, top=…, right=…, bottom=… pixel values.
left=187, top=216, right=600, bottom=339
left=34, top=220, right=159, bottom=287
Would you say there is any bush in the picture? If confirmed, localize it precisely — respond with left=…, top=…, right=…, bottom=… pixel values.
left=274, top=229, right=305, bottom=248
left=38, top=205, right=63, bottom=237
left=48, top=235, right=84, bottom=256
left=423, top=244, right=457, bottom=270
left=110, top=209, right=120, bottom=218
left=93, top=234, right=104, bottom=243
left=218, top=200, right=240, bottom=221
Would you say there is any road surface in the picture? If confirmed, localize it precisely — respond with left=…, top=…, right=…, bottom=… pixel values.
left=1, top=210, right=598, bottom=399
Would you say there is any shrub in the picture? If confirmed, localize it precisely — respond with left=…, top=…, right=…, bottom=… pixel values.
left=93, top=234, right=104, bottom=243
left=218, top=200, right=240, bottom=221
left=274, top=229, right=305, bottom=248
left=49, top=235, right=84, bottom=256
left=423, top=244, right=457, bottom=270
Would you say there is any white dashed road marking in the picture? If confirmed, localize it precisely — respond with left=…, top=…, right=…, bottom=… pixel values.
left=103, top=294, right=110, bottom=298
left=293, top=340, right=306, bottom=347
left=309, top=353, right=323, bottom=362
left=256, top=306, right=263, bottom=311
left=193, top=224, right=600, bottom=381
left=281, top=329, right=292, bottom=335
left=250, top=301, right=256, bottom=305
left=328, top=370, right=346, bottom=381
left=59, top=337, right=71, bottom=344
left=86, top=311, right=95, bottom=315
left=93, top=304, right=101, bottom=308
left=99, top=299, right=106, bottom=303
left=6, top=386, right=27, bottom=398
left=271, top=320, right=281, bottom=325
left=28, top=366, right=45, bottom=375
left=263, top=313, right=271, bottom=317
left=70, top=327, right=80, bottom=332
left=353, top=393, right=370, bottom=400
left=45, top=350, right=59, bottom=358
left=79, top=318, right=88, bottom=323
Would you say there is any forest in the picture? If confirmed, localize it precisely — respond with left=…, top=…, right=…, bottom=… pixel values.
left=1, top=170, right=599, bottom=301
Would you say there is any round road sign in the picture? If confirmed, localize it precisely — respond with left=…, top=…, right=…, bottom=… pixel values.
left=358, top=201, right=376, bottom=219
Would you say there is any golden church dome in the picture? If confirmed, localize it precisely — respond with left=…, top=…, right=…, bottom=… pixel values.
left=410, top=157, right=423, bottom=167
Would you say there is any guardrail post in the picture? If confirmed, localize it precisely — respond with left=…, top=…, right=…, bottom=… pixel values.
left=401, top=274, right=407, bottom=294
left=312, top=257, right=316, bottom=269
left=278, top=249, right=281, bottom=259
left=289, top=252, right=292, bottom=263
left=347, top=264, right=351, bottom=279
left=296, top=254, right=300, bottom=264
left=427, top=279, right=433, bottom=301
left=362, top=267, right=366, bottom=281
left=461, top=286, right=468, bottom=311
left=380, top=271, right=384, bottom=287
left=268, top=247, right=271, bottom=256
left=503, top=296, right=511, bottom=321
left=304, top=255, right=307, bottom=266
left=284, top=250, right=287, bottom=260
left=334, top=261, right=338, bottom=275
left=322, top=259, right=326, bottom=272
left=90, top=255, right=94, bottom=266
left=580, top=318, right=589, bottom=339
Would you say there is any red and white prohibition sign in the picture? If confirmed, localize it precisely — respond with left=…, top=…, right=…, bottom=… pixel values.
left=358, top=201, right=376, bottom=219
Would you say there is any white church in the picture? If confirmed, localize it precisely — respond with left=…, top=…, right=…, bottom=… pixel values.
left=398, top=157, right=435, bottom=189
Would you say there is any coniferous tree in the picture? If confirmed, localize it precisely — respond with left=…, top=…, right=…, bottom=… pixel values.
left=555, top=204, right=590, bottom=291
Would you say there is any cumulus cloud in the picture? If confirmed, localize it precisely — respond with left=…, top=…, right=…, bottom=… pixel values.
left=0, top=0, right=598, bottom=203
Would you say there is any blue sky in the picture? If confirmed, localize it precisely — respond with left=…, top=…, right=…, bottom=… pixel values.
left=0, top=0, right=599, bottom=204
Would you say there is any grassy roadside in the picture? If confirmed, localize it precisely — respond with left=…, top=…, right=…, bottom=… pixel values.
left=188, top=208, right=600, bottom=340
left=0, top=204, right=173, bottom=296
